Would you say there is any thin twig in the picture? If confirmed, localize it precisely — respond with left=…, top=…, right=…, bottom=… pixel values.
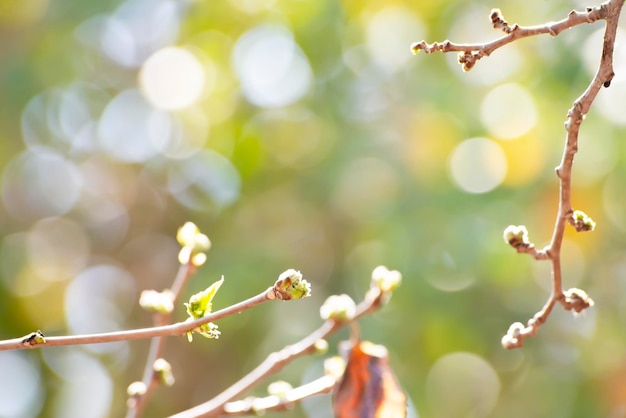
left=413, top=0, right=624, bottom=348
left=222, top=375, right=337, bottom=416
left=504, top=0, right=623, bottom=348
left=168, top=288, right=387, bottom=418
left=126, top=262, right=197, bottom=418
left=0, top=287, right=272, bottom=352
left=411, top=5, right=607, bottom=71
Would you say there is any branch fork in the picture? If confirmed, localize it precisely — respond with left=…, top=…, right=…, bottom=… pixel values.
left=414, top=0, right=624, bottom=348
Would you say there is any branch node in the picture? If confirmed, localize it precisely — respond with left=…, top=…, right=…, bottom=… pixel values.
left=548, top=25, right=558, bottom=37
left=570, top=210, right=596, bottom=232
left=21, top=330, right=46, bottom=347
left=561, top=288, right=594, bottom=314
left=490, top=8, right=513, bottom=34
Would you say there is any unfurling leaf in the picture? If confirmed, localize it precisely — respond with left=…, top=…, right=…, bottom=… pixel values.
left=185, top=277, right=224, bottom=319
left=333, top=340, right=407, bottom=418
left=184, top=277, right=224, bottom=342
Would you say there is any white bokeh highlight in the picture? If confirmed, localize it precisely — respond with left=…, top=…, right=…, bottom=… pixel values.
left=97, top=89, right=168, bottom=162
left=0, top=352, right=44, bottom=418
left=366, top=6, right=425, bottom=73
left=42, top=348, right=114, bottom=418
left=2, top=149, right=83, bottom=220
left=233, top=25, right=312, bottom=108
left=480, top=83, right=537, bottom=139
left=448, top=138, right=507, bottom=193
left=65, top=265, right=136, bottom=355
left=140, top=47, right=209, bottom=111
left=100, top=0, right=181, bottom=68
left=426, top=352, right=500, bottom=418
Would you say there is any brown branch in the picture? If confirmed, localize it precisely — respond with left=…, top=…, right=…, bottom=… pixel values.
left=413, top=0, right=624, bottom=348
left=168, top=287, right=388, bottom=418
left=126, top=262, right=198, bottom=418
left=221, top=375, right=337, bottom=416
left=411, top=5, right=607, bottom=71
left=0, top=287, right=275, bottom=352
left=502, top=0, right=622, bottom=349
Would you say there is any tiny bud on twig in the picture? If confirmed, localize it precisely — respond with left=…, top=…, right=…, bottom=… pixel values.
left=562, top=288, right=594, bottom=314
left=177, top=222, right=211, bottom=265
left=571, top=210, right=596, bottom=232
left=371, top=265, right=402, bottom=292
left=21, top=330, right=46, bottom=347
left=267, top=381, right=293, bottom=398
left=268, top=269, right=311, bottom=300
left=127, top=381, right=147, bottom=397
left=501, top=322, right=526, bottom=349
left=139, top=289, right=175, bottom=314
left=503, top=225, right=530, bottom=248
left=154, top=358, right=175, bottom=387
left=320, top=294, right=356, bottom=321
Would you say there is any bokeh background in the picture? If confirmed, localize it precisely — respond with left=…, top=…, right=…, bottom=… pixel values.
left=1, top=0, right=626, bottom=417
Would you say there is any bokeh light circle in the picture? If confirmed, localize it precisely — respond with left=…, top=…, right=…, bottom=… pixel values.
left=480, top=83, right=537, bottom=139
left=365, top=6, right=425, bottom=73
left=0, top=352, right=44, bottom=417
left=97, top=89, right=168, bottom=162
left=65, top=264, right=136, bottom=355
left=167, top=150, right=241, bottom=210
left=100, top=0, right=181, bottom=68
left=233, top=25, right=312, bottom=108
left=2, top=149, right=83, bottom=220
left=42, top=348, right=114, bottom=418
left=426, top=352, right=500, bottom=418
left=448, top=137, right=507, bottom=193
left=139, top=46, right=208, bottom=111
left=27, top=217, right=90, bottom=283
left=151, top=107, right=209, bottom=159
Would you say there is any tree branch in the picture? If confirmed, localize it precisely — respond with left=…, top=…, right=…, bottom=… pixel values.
left=221, top=375, right=337, bottom=416
left=0, top=287, right=273, bottom=352
left=126, top=262, right=198, bottom=418
left=411, top=5, right=609, bottom=71
left=503, top=0, right=623, bottom=349
left=413, top=0, right=624, bottom=348
left=168, top=287, right=388, bottom=418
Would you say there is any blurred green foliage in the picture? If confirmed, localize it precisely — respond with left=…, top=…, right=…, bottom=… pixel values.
left=1, top=0, right=626, bottom=417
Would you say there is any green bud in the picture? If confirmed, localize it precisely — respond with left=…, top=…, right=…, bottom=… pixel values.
left=314, top=339, right=329, bottom=355
left=563, top=287, right=594, bottom=314
left=320, top=294, right=356, bottom=321
left=177, top=222, right=200, bottom=247
left=371, top=265, right=402, bottom=292
left=503, top=225, right=530, bottom=247
left=177, top=222, right=211, bottom=265
left=572, top=210, right=596, bottom=232
left=21, top=330, right=46, bottom=347
left=269, top=269, right=311, bottom=300
left=267, top=380, right=293, bottom=398
left=324, top=356, right=346, bottom=379
left=501, top=322, right=525, bottom=349
left=153, top=358, right=175, bottom=387
left=139, top=289, right=174, bottom=314
left=127, top=381, right=147, bottom=397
